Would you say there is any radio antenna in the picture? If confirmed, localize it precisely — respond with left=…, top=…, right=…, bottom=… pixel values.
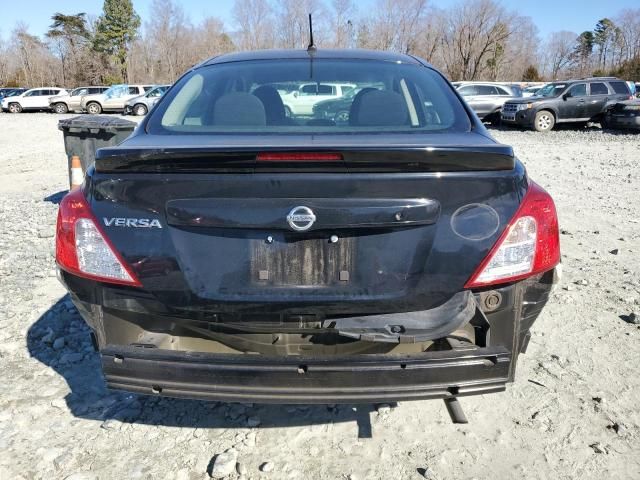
left=307, top=14, right=317, bottom=54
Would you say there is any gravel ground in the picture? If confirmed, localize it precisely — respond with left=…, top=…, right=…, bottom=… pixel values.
left=0, top=114, right=638, bottom=480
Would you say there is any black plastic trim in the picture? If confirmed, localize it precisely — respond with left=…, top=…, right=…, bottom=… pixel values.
left=102, top=345, right=511, bottom=404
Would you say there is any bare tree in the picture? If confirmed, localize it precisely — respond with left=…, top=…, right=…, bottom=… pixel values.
left=614, top=9, right=640, bottom=63
left=411, top=7, right=446, bottom=63
left=330, top=0, right=356, bottom=48
left=440, top=0, right=516, bottom=81
left=10, top=23, right=61, bottom=86
left=360, top=0, right=428, bottom=53
left=232, top=0, right=276, bottom=50
left=543, top=31, right=578, bottom=79
left=273, top=0, right=329, bottom=48
left=145, top=0, right=191, bottom=80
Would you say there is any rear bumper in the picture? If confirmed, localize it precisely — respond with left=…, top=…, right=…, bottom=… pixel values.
left=102, top=345, right=511, bottom=404
left=607, top=114, right=640, bottom=129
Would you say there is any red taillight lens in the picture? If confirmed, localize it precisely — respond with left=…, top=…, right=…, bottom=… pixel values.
left=257, top=152, right=343, bottom=162
left=55, top=189, right=142, bottom=287
left=464, top=182, right=560, bottom=288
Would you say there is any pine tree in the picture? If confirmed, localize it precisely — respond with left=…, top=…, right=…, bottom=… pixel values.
left=522, top=65, right=541, bottom=82
left=93, top=0, right=140, bottom=82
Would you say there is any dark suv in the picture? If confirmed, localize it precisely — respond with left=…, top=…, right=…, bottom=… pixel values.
left=55, top=49, right=560, bottom=416
left=502, top=77, right=632, bottom=132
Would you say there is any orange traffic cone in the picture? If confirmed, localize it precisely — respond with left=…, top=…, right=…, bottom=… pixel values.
left=70, top=155, right=83, bottom=190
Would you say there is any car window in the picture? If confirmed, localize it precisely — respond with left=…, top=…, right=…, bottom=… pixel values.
left=317, top=84, right=334, bottom=95
left=476, top=85, right=498, bottom=95
left=457, top=85, right=477, bottom=96
left=590, top=83, right=609, bottom=95
left=342, top=86, right=355, bottom=96
left=128, top=87, right=139, bottom=95
left=147, top=87, right=164, bottom=98
left=568, top=84, right=587, bottom=97
left=149, top=58, right=471, bottom=134
left=496, top=87, right=511, bottom=95
left=300, top=84, right=317, bottom=96
left=143, top=86, right=154, bottom=92
left=72, top=88, right=88, bottom=96
left=609, top=81, right=630, bottom=95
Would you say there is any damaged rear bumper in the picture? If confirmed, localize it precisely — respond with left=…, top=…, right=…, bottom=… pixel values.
left=102, top=345, right=511, bottom=404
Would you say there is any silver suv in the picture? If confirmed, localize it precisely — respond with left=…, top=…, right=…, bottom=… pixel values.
left=49, top=86, right=109, bottom=114
left=455, top=82, right=522, bottom=125
left=124, top=85, right=170, bottom=116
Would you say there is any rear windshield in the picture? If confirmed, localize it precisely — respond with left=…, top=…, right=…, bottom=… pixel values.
left=147, top=59, right=470, bottom=135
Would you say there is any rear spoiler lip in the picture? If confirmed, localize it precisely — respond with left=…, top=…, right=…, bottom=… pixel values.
left=95, top=144, right=515, bottom=173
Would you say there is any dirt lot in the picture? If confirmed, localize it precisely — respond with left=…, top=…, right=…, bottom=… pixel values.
left=0, top=113, right=638, bottom=480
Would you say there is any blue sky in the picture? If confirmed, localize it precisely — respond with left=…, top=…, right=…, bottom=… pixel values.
left=0, top=0, right=636, bottom=41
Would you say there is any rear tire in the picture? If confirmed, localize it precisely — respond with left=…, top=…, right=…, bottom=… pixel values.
left=533, top=110, right=555, bottom=132
left=86, top=102, right=102, bottom=115
left=489, top=112, right=502, bottom=127
left=133, top=103, right=148, bottom=116
left=53, top=102, right=68, bottom=114
left=8, top=103, right=22, bottom=114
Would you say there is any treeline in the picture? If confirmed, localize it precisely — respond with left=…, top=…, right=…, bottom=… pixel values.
left=0, top=0, right=638, bottom=88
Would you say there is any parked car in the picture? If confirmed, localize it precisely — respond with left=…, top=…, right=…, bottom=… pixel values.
left=55, top=49, right=560, bottom=410
left=124, top=85, right=170, bottom=116
left=312, top=84, right=385, bottom=124
left=455, top=82, right=522, bottom=124
left=0, top=87, right=27, bottom=101
left=522, top=85, right=543, bottom=97
left=81, top=84, right=154, bottom=114
left=1, top=87, right=68, bottom=113
left=501, top=77, right=632, bottom=132
left=49, top=86, right=109, bottom=114
left=602, top=100, right=640, bottom=131
left=280, top=82, right=356, bottom=116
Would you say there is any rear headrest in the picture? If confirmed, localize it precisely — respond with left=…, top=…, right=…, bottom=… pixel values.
left=213, top=92, right=266, bottom=126
left=252, top=86, right=286, bottom=125
left=349, top=89, right=409, bottom=127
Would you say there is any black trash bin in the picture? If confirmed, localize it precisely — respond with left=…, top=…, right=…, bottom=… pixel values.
left=58, top=115, right=137, bottom=187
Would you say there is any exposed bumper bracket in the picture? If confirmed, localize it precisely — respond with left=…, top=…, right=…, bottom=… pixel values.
left=101, top=344, right=511, bottom=404
left=324, top=291, right=477, bottom=343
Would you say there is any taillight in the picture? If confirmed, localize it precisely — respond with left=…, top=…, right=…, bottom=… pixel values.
left=55, top=189, right=141, bottom=287
left=464, top=182, right=560, bottom=288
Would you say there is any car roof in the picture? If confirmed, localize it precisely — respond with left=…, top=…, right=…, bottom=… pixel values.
left=551, top=77, right=623, bottom=84
left=201, top=49, right=425, bottom=67
left=25, top=87, right=64, bottom=91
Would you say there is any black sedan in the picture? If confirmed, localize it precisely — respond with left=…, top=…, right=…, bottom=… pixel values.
left=604, top=100, right=640, bottom=130
left=55, top=48, right=560, bottom=413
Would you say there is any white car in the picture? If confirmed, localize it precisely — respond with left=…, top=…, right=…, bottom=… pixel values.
left=81, top=84, right=155, bottom=114
left=2, top=87, right=68, bottom=113
left=280, top=83, right=356, bottom=116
